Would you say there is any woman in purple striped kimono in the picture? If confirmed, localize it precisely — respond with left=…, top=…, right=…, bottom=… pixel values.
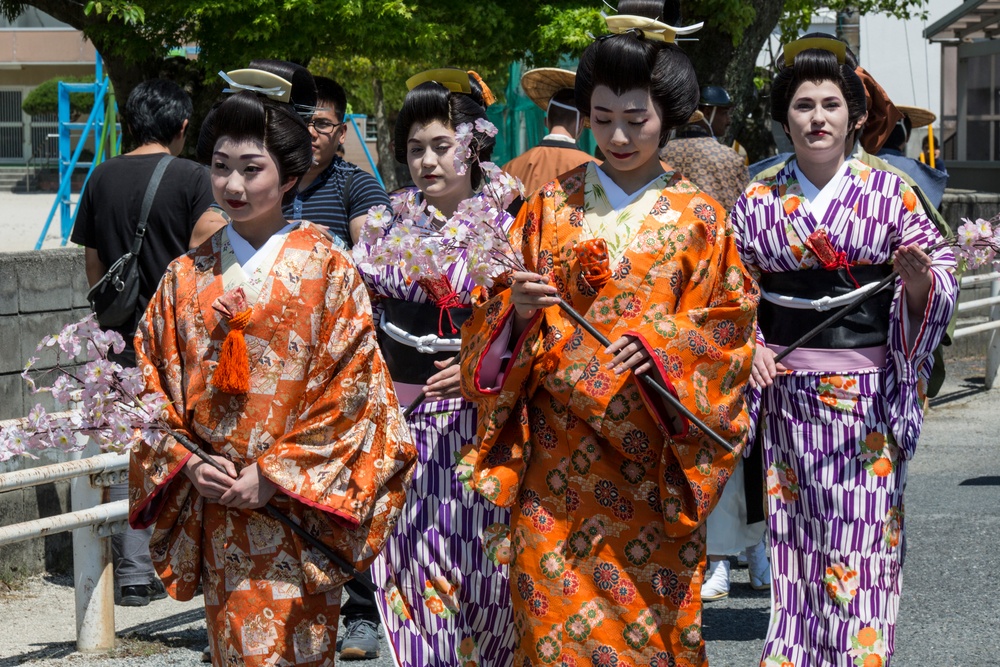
left=353, top=70, right=515, bottom=667
left=730, top=38, right=958, bottom=667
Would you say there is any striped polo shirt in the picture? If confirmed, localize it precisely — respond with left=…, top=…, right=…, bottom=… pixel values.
left=283, top=156, right=389, bottom=248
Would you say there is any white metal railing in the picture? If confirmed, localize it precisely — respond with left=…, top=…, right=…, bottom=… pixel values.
left=953, top=271, right=1000, bottom=389
left=0, top=434, right=128, bottom=654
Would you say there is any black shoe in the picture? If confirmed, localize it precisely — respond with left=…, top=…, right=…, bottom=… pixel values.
left=117, top=584, right=151, bottom=607
left=147, top=579, right=167, bottom=601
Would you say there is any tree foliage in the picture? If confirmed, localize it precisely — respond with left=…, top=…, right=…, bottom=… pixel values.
left=0, top=0, right=932, bottom=163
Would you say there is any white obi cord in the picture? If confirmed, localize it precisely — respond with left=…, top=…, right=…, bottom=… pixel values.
left=759, top=279, right=891, bottom=312
left=379, top=311, right=462, bottom=354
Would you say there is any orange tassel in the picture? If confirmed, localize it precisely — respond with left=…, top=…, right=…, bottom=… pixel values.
left=467, top=70, right=496, bottom=106
left=213, top=308, right=252, bottom=394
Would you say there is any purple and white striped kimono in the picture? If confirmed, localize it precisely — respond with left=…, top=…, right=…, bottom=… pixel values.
left=359, top=188, right=515, bottom=667
left=731, top=159, right=957, bottom=667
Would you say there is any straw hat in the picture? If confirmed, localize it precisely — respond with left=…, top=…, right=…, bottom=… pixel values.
left=896, top=105, right=936, bottom=128
left=521, top=68, right=576, bottom=111
left=687, top=110, right=706, bottom=124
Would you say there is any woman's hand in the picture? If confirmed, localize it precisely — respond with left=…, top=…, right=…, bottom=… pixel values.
left=218, top=463, right=278, bottom=510
left=510, top=271, right=560, bottom=322
left=605, top=334, right=654, bottom=376
left=423, top=358, right=462, bottom=400
left=750, top=346, right=786, bottom=389
left=894, top=243, right=933, bottom=314
left=182, top=455, right=237, bottom=501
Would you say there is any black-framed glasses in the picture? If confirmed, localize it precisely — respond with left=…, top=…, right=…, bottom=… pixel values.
left=307, top=119, right=345, bottom=135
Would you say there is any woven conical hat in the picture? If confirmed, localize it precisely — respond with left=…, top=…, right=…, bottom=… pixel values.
left=521, top=68, right=577, bottom=111
left=896, top=105, right=936, bottom=128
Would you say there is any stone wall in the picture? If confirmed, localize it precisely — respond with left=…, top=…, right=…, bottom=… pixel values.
left=0, top=248, right=89, bottom=583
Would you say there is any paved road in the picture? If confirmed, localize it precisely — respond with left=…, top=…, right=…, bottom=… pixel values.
left=1, top=358, right=996, bottom=666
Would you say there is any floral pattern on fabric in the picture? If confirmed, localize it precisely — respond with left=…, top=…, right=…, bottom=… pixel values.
left=129, top=223, right=416, bottom=666
left=823, top=562, right=860, bottom=607
left=848, top=626, right=887, bottom=667
left=460, top=165, right=758, bottom=664
left=766, top=462, right=800, bottom=503
left=732, top=160, right=958, bottom=666
left=860, top=431, right=898, bottom=479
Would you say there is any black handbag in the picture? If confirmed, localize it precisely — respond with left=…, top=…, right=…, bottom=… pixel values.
left=87, top=155, right=173, bottom=328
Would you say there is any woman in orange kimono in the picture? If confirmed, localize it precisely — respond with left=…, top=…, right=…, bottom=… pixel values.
left=127, top=65, right=415, bottom=666
left=459, top=3, right=758, bottom=665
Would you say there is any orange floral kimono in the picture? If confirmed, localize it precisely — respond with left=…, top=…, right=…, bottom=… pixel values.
left=129, top=222, right=416, bottom=666
left=460, top=165, right=758, bottom=666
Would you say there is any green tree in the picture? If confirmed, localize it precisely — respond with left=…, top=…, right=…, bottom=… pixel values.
left=0, top=0, right=930, bottom=165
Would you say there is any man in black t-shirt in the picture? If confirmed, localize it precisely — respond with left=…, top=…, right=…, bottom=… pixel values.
left=283, top=76, right=389, bottom=249
left=70, top=79, right=221, bottom=607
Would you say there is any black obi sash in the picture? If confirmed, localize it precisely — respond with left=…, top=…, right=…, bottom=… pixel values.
left=377, top=298, right=472, bottom=385
left=758, top=265, right=893, bottom=349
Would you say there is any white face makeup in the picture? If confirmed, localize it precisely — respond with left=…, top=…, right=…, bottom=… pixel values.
left=210, top=137, right=295, bottom=225
left=589, top=85, right=664, bottom=174
left=405, top=120, right=473, bottom=210
left=784, top=80, right=863, bottom=163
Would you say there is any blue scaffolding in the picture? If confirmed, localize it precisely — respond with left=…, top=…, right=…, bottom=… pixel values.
left=35, top=56, right=120, bottom=250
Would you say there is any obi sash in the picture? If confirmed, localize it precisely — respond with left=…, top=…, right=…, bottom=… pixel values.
left=377, top=298, right=472, bottom=384
left=758, top=265, right=893, bottom=349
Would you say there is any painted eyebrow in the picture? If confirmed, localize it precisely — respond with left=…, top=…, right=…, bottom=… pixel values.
left=213, top=151, right=266, bottom=159
left=407, top=136, right=454, bottom=144
left=593, top=106, right=648, bottom=114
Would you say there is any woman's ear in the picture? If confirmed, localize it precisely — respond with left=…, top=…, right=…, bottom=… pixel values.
left=281, top=176, right=298, bottom=195
left=854, top=112, right=869, bottom=132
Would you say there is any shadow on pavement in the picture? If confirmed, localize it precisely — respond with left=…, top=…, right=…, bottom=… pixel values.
left=702, top=604, right=770, bottom=641
left=929, top=375, right=989, bottom=408
left=0, top=642, right=74, bottom=666
left=959, top=475, right=1000, bottom=486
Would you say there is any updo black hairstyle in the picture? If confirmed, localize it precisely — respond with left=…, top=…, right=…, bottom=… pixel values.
left=575, top=0, right=699, bottom=147
left=197, top=61, right=314, bottom=205
left=771, top=34, right=868, bottom=137
left=393, top=72, right=495, bottom=189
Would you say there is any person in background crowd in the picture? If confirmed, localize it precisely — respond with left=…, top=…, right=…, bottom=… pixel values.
left=876, top=105, right=948, bottom=209
left=285, top=75, right=389, bottom=249
left=502, top=67, right=596, bottom=197
left=661, top=86, right=749, bottom=211
left=70, top=78, right=221, bottom=608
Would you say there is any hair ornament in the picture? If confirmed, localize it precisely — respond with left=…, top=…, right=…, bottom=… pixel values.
left=782, top=36, right=847, bottom=66
left=467, top=70, right=497, bottom=106
left=219, top=69, right=291, bottom=103
left=405, top=68, right=472, bottom=94
left=602, top=13, right=703, bottom=43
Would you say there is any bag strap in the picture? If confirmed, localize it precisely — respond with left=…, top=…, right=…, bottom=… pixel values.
left=342, top=168, right=356, bottom=209
left=129, top=155, right=174, bottom=256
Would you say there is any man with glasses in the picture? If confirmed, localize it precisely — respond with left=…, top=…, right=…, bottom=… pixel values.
left=283, top=76, right=389, bottom=249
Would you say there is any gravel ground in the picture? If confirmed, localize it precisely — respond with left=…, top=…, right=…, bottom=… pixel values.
left=0, top=356, right=997, bottom=666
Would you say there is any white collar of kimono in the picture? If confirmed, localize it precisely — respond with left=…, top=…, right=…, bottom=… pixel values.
left=226, top=221, right=299, bottom=270
left=791, top=160, right=848, bottom=223
left=594, top=163, right=668, bottom=210
left=542, top=132, right=577, bottom=144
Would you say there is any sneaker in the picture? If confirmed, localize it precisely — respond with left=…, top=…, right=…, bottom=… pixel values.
left=746, top=537, right=771, bottom=590
left=117, top=584, right=151, bottom=607
left=339, top=618, right=380, bottom=660
left=701, top=558, right=731, bottom=601
left=148, top=579, right=168, bottom=602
